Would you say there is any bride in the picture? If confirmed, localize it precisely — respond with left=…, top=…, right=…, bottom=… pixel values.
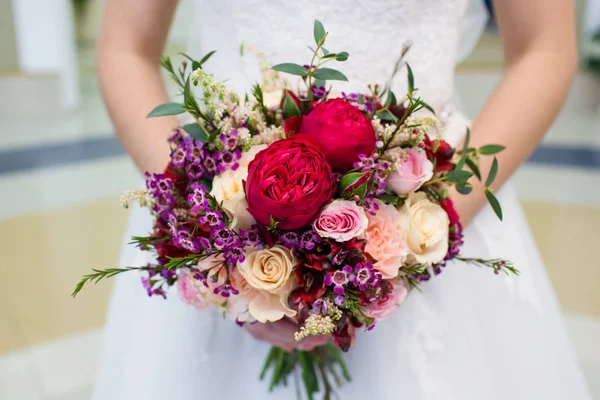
left=93, top=0, right=591, bottom=399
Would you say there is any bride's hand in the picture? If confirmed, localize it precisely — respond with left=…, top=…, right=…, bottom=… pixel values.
left=244, top=319, right=329, bottom=352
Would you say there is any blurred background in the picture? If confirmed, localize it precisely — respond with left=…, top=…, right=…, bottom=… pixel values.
left=1, top=0, right=599, bottom=399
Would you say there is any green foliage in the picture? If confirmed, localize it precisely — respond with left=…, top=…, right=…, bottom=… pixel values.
left=146, top=102, right=186, bottom=118
left=314, top=20, right=326, bottom=45
left=406, top=62, right=415, bottom=94
left=271, top=63, right=309, bottom=77
left=485, top=156, right=499, bottom=187
left=479, top=144, right=505, bottom=155
left=312, top=68, right=348, bottom=81
left=72, top=266, right=146, bottom=297
left=183, top=123, right=209, bottom=142
left=485, top=188, right=503, bottom=220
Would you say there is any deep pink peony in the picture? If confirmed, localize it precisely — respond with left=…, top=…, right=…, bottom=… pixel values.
left=300, top=98, right=376, bottom=172
left=244, top=134, right=335, bottom=230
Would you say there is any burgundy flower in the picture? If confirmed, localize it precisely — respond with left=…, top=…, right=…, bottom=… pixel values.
left=424, top=134, right=455, bottom=172
left=244, top=134, right=335, bottom=229
left=300, top=98, right=376, bottom=173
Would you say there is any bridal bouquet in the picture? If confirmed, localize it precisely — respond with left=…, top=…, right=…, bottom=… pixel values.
left=74, top=21, right=516, bottom=399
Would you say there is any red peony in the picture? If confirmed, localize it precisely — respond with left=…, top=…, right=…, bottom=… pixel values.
left=424, top=134, right=455, bottom=172
left=244, top=134, right=335, bottom=229
left=300, top=98, right=376, bottom=173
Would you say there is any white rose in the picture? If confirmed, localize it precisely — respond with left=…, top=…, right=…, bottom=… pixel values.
left=237, top=245, right=298, bottom=322
left=210, top=145, right=266, bottom=230
left=398, top=192, right=449, bottom=265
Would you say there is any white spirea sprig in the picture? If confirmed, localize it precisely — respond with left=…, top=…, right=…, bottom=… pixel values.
left=120, top=189, right=153, bottom=209
left=191, top=68, right=238, bottom=112
left=294, top=314, right=337, bottom=342
left=241, top=42, right=288, bottom=92
left=372, top=117, right=398, bottom=143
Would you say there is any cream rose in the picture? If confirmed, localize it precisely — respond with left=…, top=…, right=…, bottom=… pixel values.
left=210, top=145, right=266, bottom=230
left=237, top=245, right=298, bottom=322
left=398, top=192, right=449, bottom=265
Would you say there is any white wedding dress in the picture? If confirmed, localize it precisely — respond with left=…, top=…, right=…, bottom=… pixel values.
left=92, top=1, right=592, bottom=399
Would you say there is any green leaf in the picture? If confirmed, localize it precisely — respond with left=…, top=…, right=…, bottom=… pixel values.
left=147, top=102, right=185, bottom=118
left=463, top=127, right=471, bottom=152
left=312, top=68, right=348, bottom=81
left=406, top=63, right=415, bottom=94
left=321, top=53, right=337, bottom=60
left=314, top=20, right=326, bottom=45
left=375, top=109, right=398, bottom=122
left=446, top=170, right=474, bottom=182
left=183, top=77, right=192, bottom=101
left=421, top=101, right=436, bottom=115
left=456, top=182, right=473, bottom=195
left=485, top=156, right=499, bottom=187
left=485, top=189, right=503, bottom=220
left=465, top=157, right=482, bottom=180
left=272, top=63, right=308, bottom=77
left=335, top=51, right=349, bottom=61
left=283, top=92, right=301, bottom=118
left=377, top=193, right=400, bottom=206
left=384, top=89, right=397, bottom=108
left=182, top=123, right=208, bottom=142
left=321, top=46, right=329, bottom=55
left=479, top=144, right=506, bottom=155
left=199, top=50, right=217, bottom=65
left=314, top=79, right=326, bottom=88
left=260, top=347, right=277, bottom=380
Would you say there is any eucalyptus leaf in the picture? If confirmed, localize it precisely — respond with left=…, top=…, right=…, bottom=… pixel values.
left=455, top=152, right=467, bottom=171
left=384, top=89, right=397, bottom=108
left=312, top=68, right=348, bottom=81
left=446, top=170, right=474, bottom=183
left=465, top=157, right=482, bottom=180
left=321, top=47, right=329, bottom=55
left=183, top=123, right=208, bottom=142
left=479, top=144, right=506, bottom=155
left=456, top=182, right=473, bottom=195
left=272, top=63, right=308, bottom=77
left=335, top=51, right=349, bottom=61
left=314, top=79, right=326, bottom=88
left=376, top=109, right=398, bottom=122
left=199, top=50, right=217, bottom=66
left=421, top=101, right=436, bottom=115
left=147, top=102, right=185, bottom=118
left=463, top=127, right=471, bottom=152
left=322, top=53, right=337, bottom=59
left=406, top=62, right=415, bottom=94
left=314, top=20, right=326, bottom=45
left=485, top=189, right=503, bottom=220
left=485, top=156, right=499, bottom=187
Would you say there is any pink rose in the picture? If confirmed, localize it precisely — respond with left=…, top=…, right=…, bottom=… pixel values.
left=386, top=147, right=434, bottom=195
left=364, top=279, right=409, bottom=321
left=313, top=200, right=369, bottom=242
left=177, top=256, right=228, bottom=309
left=364, top=200, right=409, bottom=279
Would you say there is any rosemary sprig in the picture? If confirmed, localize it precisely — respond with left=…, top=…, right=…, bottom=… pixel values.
left=72, top=266, right=147, bottom=297
left=456, top=257, right=519, bottom=276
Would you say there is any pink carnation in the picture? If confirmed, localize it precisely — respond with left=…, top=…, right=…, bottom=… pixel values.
left=364, top=200, right=409, bottom=279
left=313, top=200, right=369, bottom=242
left=177, top=269, right=210, bottom=310
left=364, top=279, right=409, bottom=321
left=386, top=147, right=433, bottom=195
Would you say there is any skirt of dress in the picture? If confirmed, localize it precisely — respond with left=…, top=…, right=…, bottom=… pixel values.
left=91, top=113, right=591, bottom=400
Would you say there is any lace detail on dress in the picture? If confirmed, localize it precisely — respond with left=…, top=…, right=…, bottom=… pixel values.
left=194, top=0, right=469, bottom=110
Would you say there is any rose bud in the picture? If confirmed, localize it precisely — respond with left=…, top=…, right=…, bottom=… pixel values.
left=389, top=104, right=407, bottom=120
left=300, top=98, right=376, bottom=173
left=340, top=170, right=375, bottom=199
left=280, top=89, right=302, bottom=119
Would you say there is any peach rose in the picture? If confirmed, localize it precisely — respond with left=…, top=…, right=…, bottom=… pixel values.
left=237, top=245, right=298, bottom=322
left=364, top=200, right=410, bottom=278
left=398, top=192, right=449, bottom=265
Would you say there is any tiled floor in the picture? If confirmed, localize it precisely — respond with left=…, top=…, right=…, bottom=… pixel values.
left=1, top=31, right=600, bottom=399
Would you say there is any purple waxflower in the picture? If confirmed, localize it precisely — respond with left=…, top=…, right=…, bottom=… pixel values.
left=279, top=232, right=300, bottom=249
left=300, top=230, right=321, bottom=251
left=239, top=227, right=263, bottom=248
left=324, top=265, right=353, bottom=295
left=200, top=210, right=225, bottom=229
left=352, top=262, right=379, bottom=291
left=220, top=150, right=240, bottom=172
left=171, top=145, right=187, bottom=169
left=186, top=163, right=204, bottom=180
left=186, top=141, right=204, bottom=165
left=224, top=238, right=245, bottom=265
left=168, top=128, right=184, bottom=144
left=312, top=299, right=329, bottom=315
left=188, top=182, right=208, bottom=212
left=211, top=228, right=235, bottom=250
left=312, top=85, right=327, bottom=100
left=221, top=129, right=239, bottom=151
left=203, top=154, right=217, bottom=174
left=195, top=236, right=212, bottom=253
left=213, top=283, right=240, bottom=298
left=140, top=277, right=166, bottom=299
left=192, top=270, right=209, bottom=287
left=332, top=249, right=349, bottom=266
left=160, top=269, right=176, bottom=279
left=334, top=295, right=345, bottom=306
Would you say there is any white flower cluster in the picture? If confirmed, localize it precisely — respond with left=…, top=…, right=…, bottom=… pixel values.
left=120, top=189, right=153, bottom=209
left=191, top=68, right=237, bottom=112
left=241, top=42, right=288, bottom=92
left=294, top=314, right=337, bottom=342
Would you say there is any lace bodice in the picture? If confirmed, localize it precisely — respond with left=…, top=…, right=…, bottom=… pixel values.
left=191, top=0, right=480, bottom=111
